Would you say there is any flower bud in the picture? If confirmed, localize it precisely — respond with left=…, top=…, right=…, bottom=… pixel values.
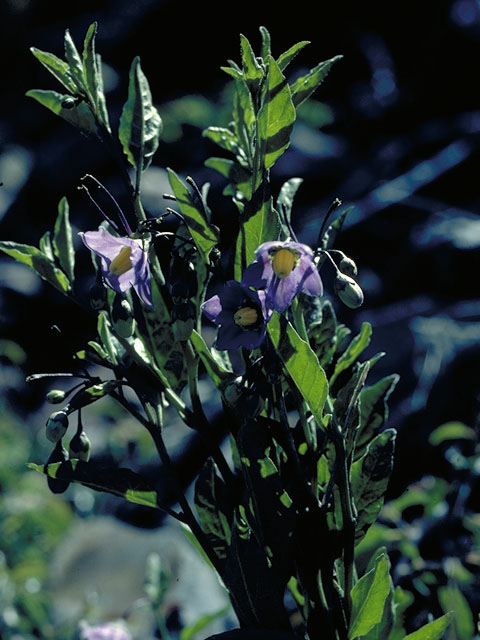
left=111, top=296, right=135, bottom=338
left=46, top=389, right=67, bottom=404
left=46, top=411, right=69, bottom=443
left=69, top=431, right=91, bottom=461
left=334, top=273, right=364, bottom=309
left=46, top=441, right=70, bottom=494
left=339, top=255, right=358, bottom=278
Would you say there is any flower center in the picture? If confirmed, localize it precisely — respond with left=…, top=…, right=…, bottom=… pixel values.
left=234, top=306, right=259, bottom=328
left=272, top=248, right=296, bottom=278
left=109, top=246, right=133, bottom=276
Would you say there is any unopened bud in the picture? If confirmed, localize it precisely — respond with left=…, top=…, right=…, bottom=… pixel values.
left=339, top=255, right=358, bottom=278
left=69, top=431, right=91, bottom=461
left=46, top=441, right=70, bottom=494
left=112, top=296, right=135, bottom=338
left=46, top=389, right=67, bottom=404
left=46, top=411, right=69, bottom=443
left=334, top=273, right=364, bottom=309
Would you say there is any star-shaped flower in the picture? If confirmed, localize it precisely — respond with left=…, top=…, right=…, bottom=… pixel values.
left=79, top=227, right=153, bottom=307
left=202, top=281, right=271, bottom=350
left=241, top=240, right=323, bottom=312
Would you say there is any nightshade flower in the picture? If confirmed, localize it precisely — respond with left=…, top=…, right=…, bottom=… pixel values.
left=242, top=240, right=322, bottom=312
left=202, top=281, right=271, bottom=350
left=79, top=227, right=153, bottom=307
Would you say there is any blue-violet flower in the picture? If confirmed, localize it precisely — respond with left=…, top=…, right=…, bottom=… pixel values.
left=242, top=240, right=322, bottom=312
left=202, top=281, right=271, bottom=350
left=79, top=621, right=132, bottom=640
left=79, top=227, right=153, bottom=307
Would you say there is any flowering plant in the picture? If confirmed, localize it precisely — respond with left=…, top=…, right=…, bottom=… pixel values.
left=0, top=24, right=453, bottom=640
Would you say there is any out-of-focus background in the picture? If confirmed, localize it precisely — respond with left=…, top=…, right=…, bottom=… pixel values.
left=1, top=1, right=480, bottom=638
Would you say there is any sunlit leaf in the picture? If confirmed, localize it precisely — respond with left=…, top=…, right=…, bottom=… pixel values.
left=291, top=55, right=343, bottom=108
left=403, top=613, right=453, bottom=640
left=349, top=553, right=391, bottom=638
left=26, top=89, right=99, bottom=136
left=82, top=22, right=110, bottom=131
left=30, top=47, right=77, bottom=93
left=331, top=321, right=372, bottom=385
left=53, top=197, right=75, bottom=283
left=64, top=28, right=87, bottom=93
left=429, top=421, right=476, bottom=445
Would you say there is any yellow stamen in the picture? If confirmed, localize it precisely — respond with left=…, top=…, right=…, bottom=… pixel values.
left=234, top=307, right=259, bottom=327
left=272, top=248, right=296, bottom=278
left=109, top=246, right=133, bottom=276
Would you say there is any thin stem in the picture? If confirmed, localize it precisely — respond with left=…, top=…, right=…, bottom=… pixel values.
left=81, top=174, right=133, bottom=235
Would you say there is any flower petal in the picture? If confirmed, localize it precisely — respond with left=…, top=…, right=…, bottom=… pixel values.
left=300, top=264, right=323, bottom=297
left=202, top=295, right=223, bottom=323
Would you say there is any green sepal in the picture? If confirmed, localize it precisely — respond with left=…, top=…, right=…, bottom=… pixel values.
left=351, top=429, right=396, bottom=545
left=291, top=55, right=343, bottom=108
left=53, top=196, right=75, bottom=284
left=26, top=89, right=99, bottom=136
left=119, top=56, right=162, bottom=172
left=27, top=459, right=163, bottom=510
left=349, top=553, right=391, bottom=638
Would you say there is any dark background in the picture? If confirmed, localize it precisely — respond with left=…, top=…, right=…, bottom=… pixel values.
left=1, top=0, right=480, bottom=556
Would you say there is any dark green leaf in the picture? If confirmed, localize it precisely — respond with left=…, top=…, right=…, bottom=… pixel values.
left=53, top=197, right=75, bottom=283
left=232, top=77, right=255, bottom=157
left=257, top=55, right=296, bottom=171
left=308, top=299, right=338, bottom=367
left=277, top=40, right=310, bottom=71
left=64, top=29, right=87, bottom=93
left=349, top=553, right=391, bottom=638
left=204, top=157, right=252, bottom=200
left=119, top=56, right=162, bottom=171
left=291, top=55, right=343, bottom=108
left=39, top=231, right=54, bottom=261
left=82, top=22, right=110, bottom=131
left=351, top=429, right=396, bottom=545
left=30, top=47, right=77, bottom=93
left=331, top=321, right=372, bottom=385
left=190, top=329, right=234, bottom=391
left=268, top=313, right=328, bottom=431
left=26, top=89, right=99, bottom=136
left=166, top=168, right=219, bottom=263
left=28, top=459, right=162, bottom=510
left=203, top=126, right=241, bottom=154
left=356, top=374, right=399, bottom=460
left=97, top=311, right=118, bottom=365
left=276, top=177, right=303, bottom=228
left=403, top=613, right=453, bottom=640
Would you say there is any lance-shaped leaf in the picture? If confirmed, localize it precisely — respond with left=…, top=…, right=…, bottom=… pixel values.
left=362, top=549, right=395, bottom=640
left=403, top=613, right=453, bottom=640
left=260, top=26, right=271, bottom=59
left=190, top=330, right=234, bottom=391
left=349, top=553, right=391, bottom=639
left=82, top=22, right=110, bottom=131
left=291, top=55, right=343, bottom=108
left=232, top=77, right=255, bottom=159
left=308, top=299, right=338, bottom=367
left=203, top=126, right=241, bottom=155
left=195, top=457, right=232, bottom=563
left=257, top=55, right=296, bottom=171
left=167, top=168, right=219, bottom=263
left=351, top=429, right=396, bottom=545
left=53, top=196, right=75, bottom=283
left=28, top=459, right=163, bottom=510
left=64, top=28, right=87, bottom=94
left=30, top=47, right=77, bottom=93
left=355, top=374, right=399, bottom=461
left=26, top=89, right=99, bottom=137
left=240, top=33, right=264, bottom=85
left=268, top=313, right=328, bottom=432
left=331, top=321, right=372, bottom=385
left=0, top=240, right=70, bottom=294
left=277, top=40, right=310, bottom=71
left=97, top=311, right=118, bottom=365
left=276, top=177, right=303, bottom=229
left=438, top=585, right=473, bottom=640
left=204, top=157, right=252, bottom=201
left=119, top=56, right=162, bottom=172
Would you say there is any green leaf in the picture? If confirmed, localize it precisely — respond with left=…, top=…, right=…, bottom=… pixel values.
left=240, top=33, right=264, bottom=84
left=64, top=29, right=87, bottom=93
left=356, top=374, right=399, bottom=460
left=257, top=55, right=296, bottom=170
left=180, top=605, right=231, bottom=640
left=276, top=177, right=303, bottom=229
left=190, top=330, right=234, bottom=391
left=363, top=551, right=395, bottom=640
left=308, top=299, right=338, bottom=367
left=30, top=47, right=77, bottom=93
left=268, top=313, right=328, bottom=432
left=429, top=421, right=476, bottom=446
left=388, top=586, right=414, bottom=640
left=232, top=76, right=255, bottom=157
left=351, top=429, right=396, bottom=545
left=82, top=22, right=110, bottom=131
left=259, top=26, right=271, bottom=59
left=277, top=40, right=310, bottom=71
left=97, top=311, right=118, bottom=365
left=438, top=585, right=474, bottom=640
left=27, top=459, right=162, bottom=510
left=39, top=231, right=54, bottom=261
left=119, top=56, right=162, bottom=172
left=331, top=321, right=372, bottom=385
left=204, top=157, right=252, bottom=200
left=403, top=613, right=453, bottom=640
left=26, top=89, right=99, bottom=136
left=349, top=553, right=391, bottom=638
left=53, top=197, right=75, bottom=283
left=194, top=458, right=232, bottom=562
left=291, top=55, right=343, bottom=108
left=203, top=126, right=241, bottom=154
left=0, top=240, right=70, bottom=294
left=166, top=168, right=219, bottom=263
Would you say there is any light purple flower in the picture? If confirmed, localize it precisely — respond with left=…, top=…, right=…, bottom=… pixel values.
left=79, top=227, right=153, bottom=307
left=79, top=621, right=132, bottom=640
left=202, top=281, right=272, bottom=350
left=242, top=240, right=323, bottom=312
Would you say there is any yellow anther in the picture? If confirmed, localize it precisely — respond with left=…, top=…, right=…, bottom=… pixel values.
left=234, top=306, right=259, bottom=327
left=272, top=248, right=296, bottom=278
left=109, top=246, right=133, bottom=276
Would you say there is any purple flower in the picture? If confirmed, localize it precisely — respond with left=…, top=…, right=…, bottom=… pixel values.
left=79, top=621, right=132, bottom=640
left=242, top=240, right=323, bottom=312
left=79, top=227, right=153, bottom=307
left=202, top=281, right=271, bottom=350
